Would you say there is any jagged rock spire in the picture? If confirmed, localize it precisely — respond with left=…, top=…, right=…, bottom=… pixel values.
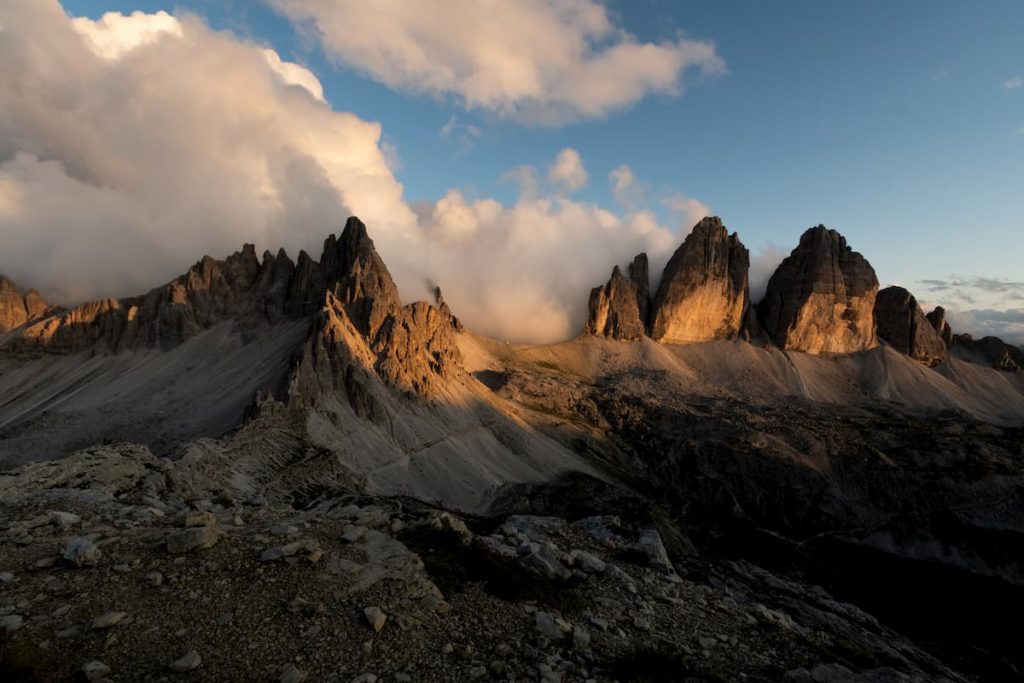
left=584, top=261, right=648, bottom=341
left=649, top=217, right=750, bottom=344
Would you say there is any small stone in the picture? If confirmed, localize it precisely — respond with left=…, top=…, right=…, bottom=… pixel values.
left=185, top=511, right=216, bottom=528
left=0, top=572, right=13, bottom=583
left=363, top=606, right=387, bottom=633
left=33, top=557, right=57, bottom=570
left=90, top=611, right=127, bottom=630
left=81, top=660, right=111, bottom=681
left=48, top=510, right=82, bottom=528
left=63, top=538, right=102, bottom=566
left=146, top=571, right=164, bottom=587
left=340, top=526, right=366, bottom=543
left=169, top=650, right=202, bottom=672
left=1, top=614, right=24, bottom=632
left=470, top=666, right=487, bottom=679
left=350, top=675, right=378, bottom=683
left=572, top=626, right=591, bottom=651
left=167, top=526, right=219, bottom=554
left=279, top=664, right=307, bottom=683
left=271, top=524, right=299, bottom=537
left=569, top=549, right=607, bottom=574
left=698, top=636, right=717, bottom=650
left=535, top=612, right=563, bottom=640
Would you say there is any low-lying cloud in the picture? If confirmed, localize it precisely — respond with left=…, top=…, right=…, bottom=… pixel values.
left=0, top=2, right=710, bottom=344
left=269, top=0, right=725, bottom=124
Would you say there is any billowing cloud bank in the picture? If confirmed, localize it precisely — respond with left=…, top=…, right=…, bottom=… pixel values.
left=270, top=0, right=725, bottom=124
left=0, top=1, right=711, bottom=343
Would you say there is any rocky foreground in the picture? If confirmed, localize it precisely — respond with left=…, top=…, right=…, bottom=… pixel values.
left=0, top=446, right=965, bottom=683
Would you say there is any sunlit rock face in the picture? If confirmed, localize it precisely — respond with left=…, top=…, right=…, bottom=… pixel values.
left=0, top=275, right=49, bottom=333
left=874, top=286, right=948, bottom=366
left=583, top=254, right=649, bottom=342
left=649, top=217, right=750, bottom=344
left=757, top=226, right=879, bottom=355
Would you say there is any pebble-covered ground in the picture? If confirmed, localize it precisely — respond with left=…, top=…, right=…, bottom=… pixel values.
left=0, top=446, right=966, bottom=682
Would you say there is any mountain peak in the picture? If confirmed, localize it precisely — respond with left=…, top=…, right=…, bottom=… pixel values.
left=757, top=226, right=878, bottom=354
left=648, top=217, right=750, bottom=344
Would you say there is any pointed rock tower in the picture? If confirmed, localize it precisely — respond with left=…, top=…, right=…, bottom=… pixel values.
left=757, top=226, right=878, bottom=354
left=649, top=217, right=750, bottom=344
left=925, top=306, right=953, bottom=347
left=874, top=286, right=947, bottom=366
left=583, top=256, right=649, bottom=341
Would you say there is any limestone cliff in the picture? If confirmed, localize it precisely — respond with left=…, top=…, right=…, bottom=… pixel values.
left=583, top=257, right=648, bottom=342
left=874, top=286, right=947, bottom=366
left=0, top=275, right=50, bottom=333
left=757, top=226, right=878, bottom=354
left=649, top=217, right=749, bottom=344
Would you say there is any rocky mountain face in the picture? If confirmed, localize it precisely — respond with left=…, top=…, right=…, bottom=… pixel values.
left=4, top=218, right=461, bottom=399
left=649, top=217, right=750, bottom=344
left=757, top=226, right=879, bottom=354
left=0, top=275, right=49, bottom=333
left=953, top=334, right=1024, bottom=372
left=926, top=306, right=954, bottom=347
left=874, top=286, right=948, bottom=366
left=582, top=258, right=649, bottom=342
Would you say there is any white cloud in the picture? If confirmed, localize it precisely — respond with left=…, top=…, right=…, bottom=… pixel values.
left=70, top=9, right=182, bottom=60
left=0, top=2, right=709, bottom=345
left=662, top=193, right=713, bottom=237
left=261, top=49, right=325, bottom=101
left=547, top=148, right=588, bottom=193
left=1004, top=76, right=1023, bottom=91
left=0, top=0, right=413, bottom=303
left=269, top=0, right=725, bottom=124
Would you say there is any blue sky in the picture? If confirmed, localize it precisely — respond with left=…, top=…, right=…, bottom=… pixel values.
left=11, top=1, right=1024, bottom=340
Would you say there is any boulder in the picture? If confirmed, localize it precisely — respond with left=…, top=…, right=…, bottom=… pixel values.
left=757, top=226, right=878, bottom=354
left=649, top=217, right=750, bottom=343
left=874, top=287, right=947, bottom=366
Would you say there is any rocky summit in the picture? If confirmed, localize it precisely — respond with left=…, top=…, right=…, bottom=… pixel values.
left=0, top=275, right=49, bottom=334
left=874, top=286, right=948, bottom=366
left=649, top=217, right=750, bottom=344
left=757, top=225, right=879, bottom=354
left=583, top=257, right=648, bottom=342
left=2, top=217, right=1024, bottom=683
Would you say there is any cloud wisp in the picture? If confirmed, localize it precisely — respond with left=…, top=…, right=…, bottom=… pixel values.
left=0, top=2, right=711, bottom=345
left=269, top=0, right=725, bottom=124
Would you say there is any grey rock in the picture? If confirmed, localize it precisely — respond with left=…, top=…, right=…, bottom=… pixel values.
left=168, top=650, right=202, bottom=672
left=63, top=537, right=102, bottom=566
left=166, top=525, right=219, bottom=554
left=1, top=614, right=24, bottom=632
left=81, top=660, right=111, bottom=681
left=90, top=611, right=127, bottom=630
left=364, top=606, right=387, bottom=633
left=279, top=664, right=308, bottom=683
